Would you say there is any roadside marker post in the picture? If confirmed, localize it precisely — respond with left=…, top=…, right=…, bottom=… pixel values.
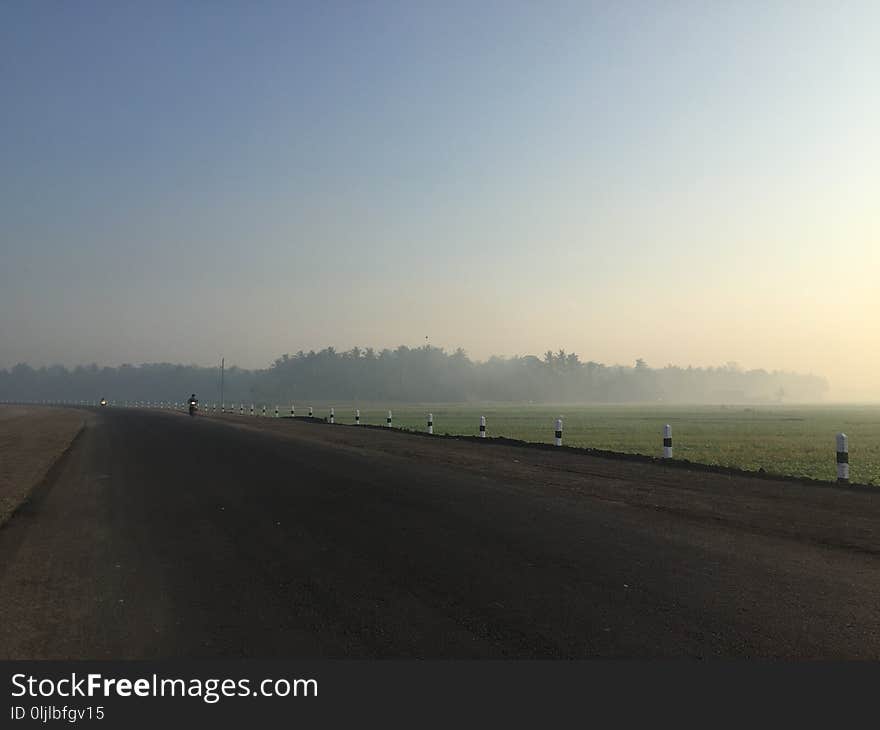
left=837, top=433, right=849, bottom=484
left=663, top=424, right=673, bottom=458
left=427, top=413, right=433, bottom=435
left=250, top=404, right=255, bottom=416
left=479, top=415, right=486, bottom=438
left=309, top=406, right=313, bottom=417
left=239, top=404, right=243, bottom=415
left=355, top=409, right=360, bottom=425
left=555, top=417, right=563, bottom=447
left=275, top=405, right=279, bottom=418
left=291, top=404, right=295, bottom=417
left=329, top=407, right=335, bottom=424
left=387, top=410, right=392, bottom=427
left=262, top=405, right=267, bottom=417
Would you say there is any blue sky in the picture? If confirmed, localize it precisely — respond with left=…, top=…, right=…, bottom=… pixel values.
left=1, top=2, right=878, bottom=398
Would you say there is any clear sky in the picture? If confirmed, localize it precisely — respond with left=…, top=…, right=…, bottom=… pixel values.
left=1, top=1, right=877, bottom=400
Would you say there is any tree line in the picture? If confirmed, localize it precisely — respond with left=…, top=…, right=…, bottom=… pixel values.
left=0, top=346, right=829, bottom=404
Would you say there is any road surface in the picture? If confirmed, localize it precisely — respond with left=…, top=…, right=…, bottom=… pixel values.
left=1, top=407, right=879, bottom=658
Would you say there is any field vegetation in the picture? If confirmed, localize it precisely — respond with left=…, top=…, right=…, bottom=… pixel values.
left=283, top=403, right=880, bottom=485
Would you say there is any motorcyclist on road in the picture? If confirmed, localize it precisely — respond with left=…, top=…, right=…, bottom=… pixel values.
left=188, top=393, right=198, bottom=416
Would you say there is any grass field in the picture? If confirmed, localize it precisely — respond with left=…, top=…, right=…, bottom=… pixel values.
left=262, top=402, right=880, bottom=485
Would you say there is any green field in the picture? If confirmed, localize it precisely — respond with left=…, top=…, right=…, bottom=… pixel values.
left=278, top=403, right=880, bottom=485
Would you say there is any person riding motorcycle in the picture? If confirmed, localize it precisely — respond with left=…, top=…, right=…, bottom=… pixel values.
left=188, top=393, right=198, bottom=416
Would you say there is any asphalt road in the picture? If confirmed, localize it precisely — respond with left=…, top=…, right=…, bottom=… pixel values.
left=1, top=407, right=879, bottom=659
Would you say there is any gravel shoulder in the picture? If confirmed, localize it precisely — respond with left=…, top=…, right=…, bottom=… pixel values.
left=0, top=406, right=86, bottom=527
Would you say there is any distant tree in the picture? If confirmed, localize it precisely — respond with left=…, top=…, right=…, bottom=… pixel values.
left=0, top=346, right=829, bottom=405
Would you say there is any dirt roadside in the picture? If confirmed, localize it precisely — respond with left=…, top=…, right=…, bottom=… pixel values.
left=0, top=406, right=86, bottom=527
left=199, top=410, right=880, bottom=555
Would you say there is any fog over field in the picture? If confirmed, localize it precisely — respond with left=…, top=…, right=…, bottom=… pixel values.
left=0, top=347, right=828, bottom=405
left=1, top=3, right=877, bottom=401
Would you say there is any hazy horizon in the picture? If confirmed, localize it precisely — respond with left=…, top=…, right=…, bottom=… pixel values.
left=2, top=2, right=878, bottom=401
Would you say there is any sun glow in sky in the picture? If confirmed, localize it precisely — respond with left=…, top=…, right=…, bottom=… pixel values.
left=1, top=2, right=878, bottom=399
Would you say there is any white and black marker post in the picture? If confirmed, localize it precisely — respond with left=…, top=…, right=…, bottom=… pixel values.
left=250, top=404, right=255, bottom=416
left=427, top=413, right=433, bottom=435
left=663, top=424, right=673, bottom=458
left=387, top=410, right=392, bottom=427
left=555, top=417, right=563, bottom=447
left=329, top=407, right=335, bottom=424
left=275, top=405, right=279, bottom=418
left=309, top=406, right=313, bottom=417
left=262, top=405, right=267, bottom=417
left=479, top=415, right=486, bottom=438
left=355, top=408, right=360, bottom=425
left=837, top=432, right=849, bottom=484
left=291, top=404, right=295, bottom=417
left=240, top=404, right=243, bottom=415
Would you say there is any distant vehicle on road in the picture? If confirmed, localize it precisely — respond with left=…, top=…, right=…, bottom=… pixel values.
left=188, top=394, right=198, bottom=417
left=99, top=398, right=107, bottom=407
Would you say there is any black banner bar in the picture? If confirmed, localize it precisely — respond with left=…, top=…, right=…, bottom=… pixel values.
left=3, top=661, right=875, bottom=727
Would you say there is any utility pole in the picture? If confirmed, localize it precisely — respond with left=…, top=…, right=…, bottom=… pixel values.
left=219, top=357, right=225, bottom=410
